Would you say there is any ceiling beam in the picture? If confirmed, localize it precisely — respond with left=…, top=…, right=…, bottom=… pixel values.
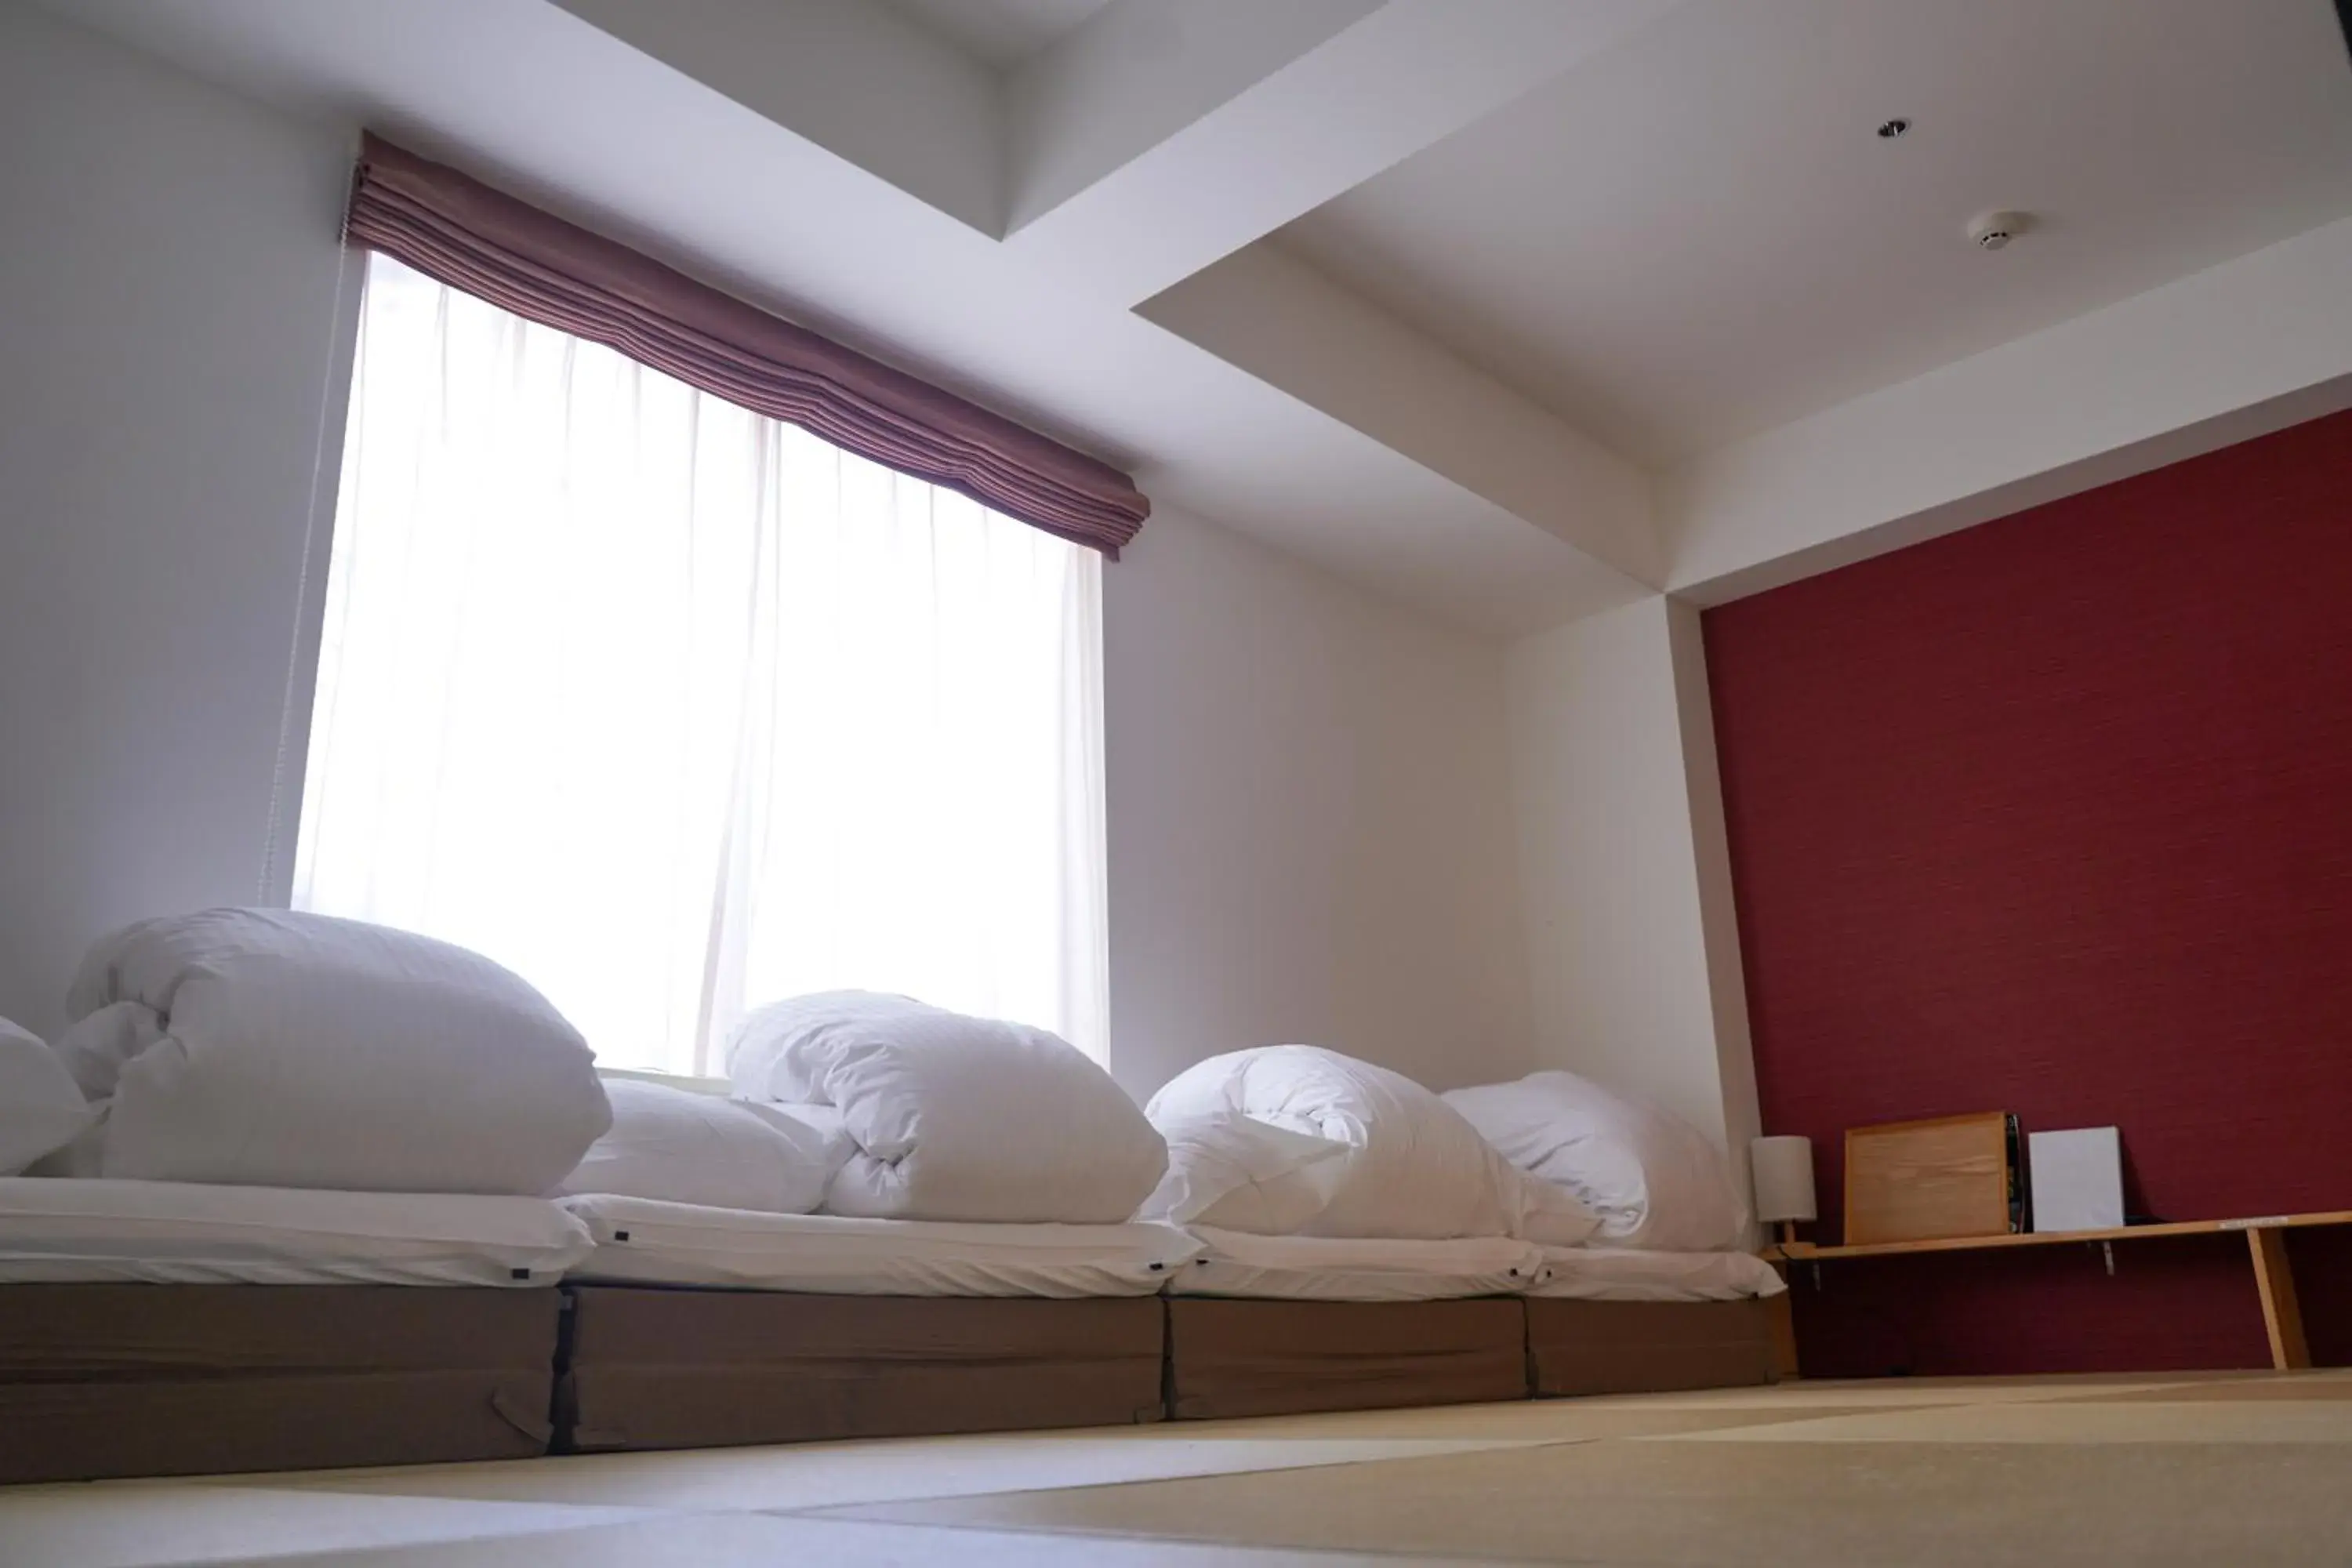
left=1004, top=0, right=1684, bottom=307
left=1006, top=0, right=1381, bottom=241
left=550, top=0, right=1005, bottom=234
left=1142, top=242, right=1661, bottom=585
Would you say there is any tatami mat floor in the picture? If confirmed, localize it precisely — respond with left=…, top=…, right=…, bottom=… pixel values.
left=6, top=1370, right=2350, bottom=1566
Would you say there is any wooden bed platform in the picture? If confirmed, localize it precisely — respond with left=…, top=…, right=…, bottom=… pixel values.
left=0, top=1286, right=1780, bottom=1481
left=554, top=1286, right=1167, bottom=1451
left=1163, top=1297, right=1531, bottom=1421
left=0, top=1284, right=561, bottom=1485
left=1525, top=1296, right=1780, bottom=1398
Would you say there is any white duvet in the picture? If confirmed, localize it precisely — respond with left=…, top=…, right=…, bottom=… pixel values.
left=0, top=1016, right=90, bottom=1175
left=1134, top=1112, right=1352, bottom=1233
left=53, top=908, right=611, bottom=1195
left=728, top=991, right=1166, bottom=1225
left=1148, top=1046, right=1599, bottom=1244
left=1446, top=1069, right=1749, bottom=1251
left=557, top=1077, right=849, bottom=1214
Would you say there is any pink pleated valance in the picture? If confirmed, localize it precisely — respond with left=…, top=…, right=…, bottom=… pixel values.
left=347, top=135, right=1147, bottom=557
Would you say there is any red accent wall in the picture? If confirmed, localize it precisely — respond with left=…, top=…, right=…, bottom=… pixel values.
left=1704, top=408, right=2352, bottom=1377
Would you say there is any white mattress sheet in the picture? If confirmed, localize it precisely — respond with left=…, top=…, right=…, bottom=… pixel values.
left=1171, top=1227, right=1547, bottom=1301
left=0, top=1178, right=592, bottom=1287
left=1530, top=1245, right=1786, bottom=1301
left=557, top=1195, right=1202, bottom=1296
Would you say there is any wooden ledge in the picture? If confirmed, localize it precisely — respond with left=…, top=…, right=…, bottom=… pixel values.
left=1773, top=1209, right=2352, bottom=1261
left=1765, top=1208, right=2351, bottom=1374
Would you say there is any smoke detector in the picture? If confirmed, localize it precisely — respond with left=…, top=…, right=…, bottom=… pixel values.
left=1969, top=211, right=2032, bottom=251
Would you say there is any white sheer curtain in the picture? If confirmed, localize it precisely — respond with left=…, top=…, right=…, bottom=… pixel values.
left=295, top=254, right=1108, bottom=1074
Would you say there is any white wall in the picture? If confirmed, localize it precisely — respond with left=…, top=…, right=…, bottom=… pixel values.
left=1504, top=595, right=1758, bottom=1174
left=0, top=2, right=357, bottom=1038
left=1104, top=505, right=1534, bottom=1099
left=0, top=10, right=1539, bottom=1098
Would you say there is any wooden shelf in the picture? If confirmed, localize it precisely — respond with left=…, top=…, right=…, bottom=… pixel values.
left=1775, top=1208, right=2352, bottom=1261
left=1763, top=1208, right=2352, bottom=1375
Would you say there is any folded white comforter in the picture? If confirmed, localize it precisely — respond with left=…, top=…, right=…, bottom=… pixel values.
left=728, top=991, right=1167, bottom=1224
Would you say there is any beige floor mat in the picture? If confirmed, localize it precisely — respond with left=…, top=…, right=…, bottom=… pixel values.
left=829, top=1432, right=2352, bottom=1567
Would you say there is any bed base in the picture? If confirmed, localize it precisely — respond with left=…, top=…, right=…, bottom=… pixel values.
left=1524, top=1296, right=1780, bottom=1397
left=1163, top=1296, right=1531, bottom=1420
left=0, top=1285, right=1781, bottom=1482
left=0, top=1284, right=560, bottom=1485
left=554, top=1285, right=1167, bottom=1451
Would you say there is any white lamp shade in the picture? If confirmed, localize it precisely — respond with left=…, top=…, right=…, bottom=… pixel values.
left=1751, top=1135, right=1817, bottom=1223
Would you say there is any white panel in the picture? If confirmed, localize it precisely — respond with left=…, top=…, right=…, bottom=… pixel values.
left=2029, top=1128, right=2125, bottom=1234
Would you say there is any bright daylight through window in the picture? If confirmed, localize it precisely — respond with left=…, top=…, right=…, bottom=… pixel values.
left=294, top=255, right=1108, bottom=1075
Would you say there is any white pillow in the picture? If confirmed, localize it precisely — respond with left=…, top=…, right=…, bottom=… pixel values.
left=1146, top=1045, right=1598, bottom=1243
left=0, top=1017, right=92, bottom=1176
left=1443, top=1069, right=1748, bottom=1251
left=1138, top=1112, right=1352, bottom=1234
left=728, top=991, right=1166, bottom=1224
left=556, top=1077, right=849, bottom=1212
left=56, top=908, right=612, bottom=1195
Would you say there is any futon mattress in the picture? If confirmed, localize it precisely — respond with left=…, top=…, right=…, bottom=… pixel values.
left=558, top=1194, right=1200, bottom=1295
left=0, top=1178, right=592, bottom=1287
left=1529, top=1246, right=1785, bottom=1301
left=1171, top=1227, right=1546, bottom=1301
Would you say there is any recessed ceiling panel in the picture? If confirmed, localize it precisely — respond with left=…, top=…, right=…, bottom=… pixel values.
left=1282, top=0, right=2352, bottom=462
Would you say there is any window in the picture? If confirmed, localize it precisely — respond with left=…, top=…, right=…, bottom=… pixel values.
left=294, top=255, right=1108, bottom=1075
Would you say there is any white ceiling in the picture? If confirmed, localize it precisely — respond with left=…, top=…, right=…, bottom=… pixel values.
left=883, top=0, right=1111, bottom=69
left=1283, top=0, right=2352, bottom=463
left=39, top=0, right=2352, bottom=633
